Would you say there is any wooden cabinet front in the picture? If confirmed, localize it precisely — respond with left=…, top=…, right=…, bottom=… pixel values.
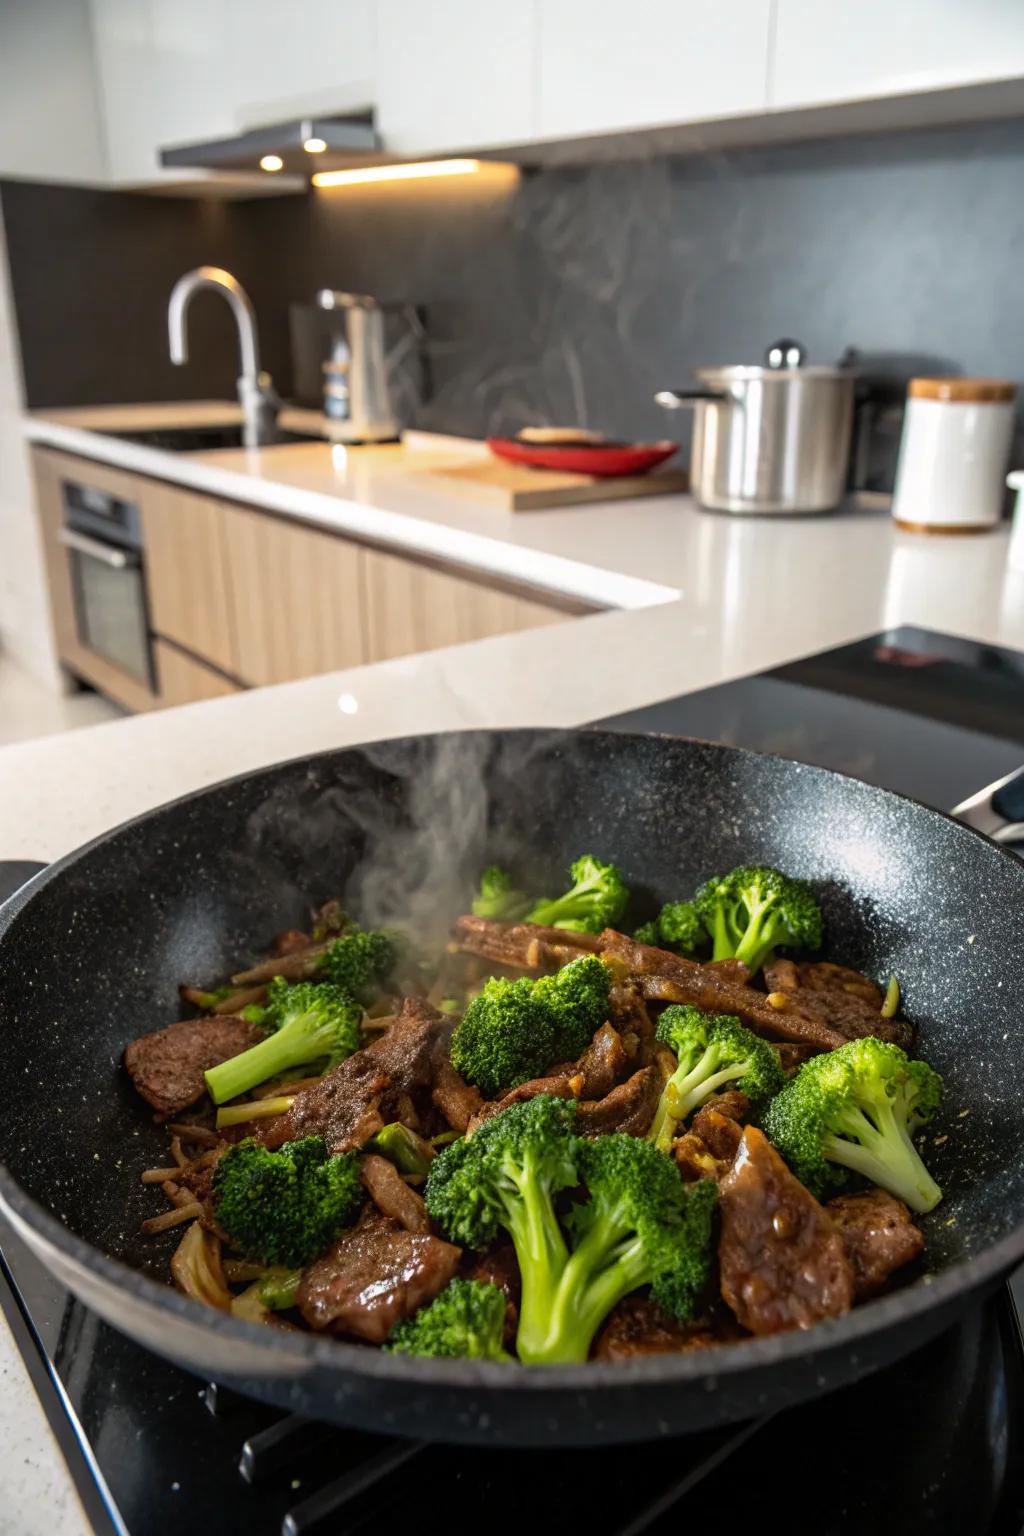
left=219, top=504, right=367, bottom=686
left=362, top=545, right=570, bottom=663
left=153, top=639, right=241, bottom=707
left=34, top=446, right=582, bottom=712
left=140, top=481, right=239, bottom=676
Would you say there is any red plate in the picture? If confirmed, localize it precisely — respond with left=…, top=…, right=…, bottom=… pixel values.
left=487, top=437, right=680, bottom=478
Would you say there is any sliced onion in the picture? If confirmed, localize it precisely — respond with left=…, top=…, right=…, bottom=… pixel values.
left=170, top=1221, right=232, bottom=1311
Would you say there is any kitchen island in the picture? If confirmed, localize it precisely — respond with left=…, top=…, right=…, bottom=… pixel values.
left=4, top=416, right=1024, bottom=1530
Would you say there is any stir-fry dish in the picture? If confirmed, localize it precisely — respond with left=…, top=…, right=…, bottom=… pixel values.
left=125, top=857, right=944, bottom=1362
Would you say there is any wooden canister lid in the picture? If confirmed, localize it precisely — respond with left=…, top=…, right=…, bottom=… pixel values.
left=909, top=377, right=1017, bottom=403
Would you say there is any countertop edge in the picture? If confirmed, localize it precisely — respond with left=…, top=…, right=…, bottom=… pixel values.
left=22, top=416, right=681, bottom=613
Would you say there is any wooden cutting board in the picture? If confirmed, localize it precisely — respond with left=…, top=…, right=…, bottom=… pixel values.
left=417, top=456, right=689, bottom=511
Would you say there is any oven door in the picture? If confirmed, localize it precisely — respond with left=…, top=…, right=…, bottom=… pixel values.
left=59, top=527, right=154, bottom=689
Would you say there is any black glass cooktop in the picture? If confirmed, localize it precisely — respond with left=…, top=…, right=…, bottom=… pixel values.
left=597, top=625, right=1024, bottom=811
left=3, top=624, right=1024, bottom=1536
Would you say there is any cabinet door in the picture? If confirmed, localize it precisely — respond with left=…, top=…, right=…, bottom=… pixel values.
left=140, top=482, right=239, bottom=676
left=154, top=639, right=240, bottom=707
left=149, top=0, right=234, bottom=151
left=772, top=0, right=1024, bottom=110
left=91, top=0, right=233, bottom=181
left=362, top=547, right=568, bottom=663
left=226, top=0, right=375, bottom=127
left=537, top=0, right=771, bottom=141
left=219, top=505, right=366, bottom=686
left=0, top=0, right=106, bottom=182
left=376, top=0, right=536, bottom=154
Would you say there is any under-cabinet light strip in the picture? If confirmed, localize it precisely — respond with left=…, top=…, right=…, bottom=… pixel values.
left=311, top=158, right=482, bottom=188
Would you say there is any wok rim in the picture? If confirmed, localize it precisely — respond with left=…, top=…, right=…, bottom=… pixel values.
left=1, top=725, right=1023, bottom=1397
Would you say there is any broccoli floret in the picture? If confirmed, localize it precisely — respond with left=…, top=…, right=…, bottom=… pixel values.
left=533, top=954, right=611, bottom=1058
left=316, top=927, right=396, bottom=999
left=692, top=864, right=822, bottom=974
left=213, top=1137, right=363, bottom=1266
left=761, top=1037, right=943, bottom=1214
left=527, top=1135, right=717, bottom=1364
left=634, top=900, right=706, bottom=955
left=425, top=1095, right=579, bottom=1360
left=525, top=854, right=629, bottom=934
left=450, top=975, right=555, bottom=1097
left=449, top=956, right=610, bottom=1096
left=471, top=865, right=531, bottom=922
left=386, top=1278, right=511, bottom=1360
left=367, top=1121, right=435, bottom=1176
left=649, top=1005, right=786, bottom=1152
left=204, top=979, right=362, bottom=1105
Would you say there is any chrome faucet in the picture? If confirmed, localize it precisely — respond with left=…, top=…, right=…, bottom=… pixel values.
left=167, top=266, right=279, bottom=447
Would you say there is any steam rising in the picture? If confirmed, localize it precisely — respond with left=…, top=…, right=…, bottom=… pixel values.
left=341, top=732, right=555, bottom=947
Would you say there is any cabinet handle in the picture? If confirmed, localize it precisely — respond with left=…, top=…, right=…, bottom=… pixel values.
left=58, top=529, right=132, bottom=570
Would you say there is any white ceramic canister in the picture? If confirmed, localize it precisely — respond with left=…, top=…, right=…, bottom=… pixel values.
left=892, top=377, right=1017, bottom=533
left=1008, top=470, right=1024, bottom=574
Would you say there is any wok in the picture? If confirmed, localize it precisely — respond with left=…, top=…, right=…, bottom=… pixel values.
left=1, top=728, right=1022, bottom=1447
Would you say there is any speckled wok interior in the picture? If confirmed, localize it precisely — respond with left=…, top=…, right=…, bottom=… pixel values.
left=0, top=729, right=1023, bottom=1445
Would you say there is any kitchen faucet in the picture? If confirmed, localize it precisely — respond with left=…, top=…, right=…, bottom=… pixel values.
left=167, top=266, right=279, bottom=447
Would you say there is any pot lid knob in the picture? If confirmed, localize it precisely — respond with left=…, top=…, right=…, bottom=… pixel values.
left=765, top=338, right=805, bottom=369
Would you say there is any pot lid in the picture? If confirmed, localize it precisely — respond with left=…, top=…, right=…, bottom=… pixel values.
left=909, top=377, right=1016, bottom=403
left=697, top=337, right=855, bottom=383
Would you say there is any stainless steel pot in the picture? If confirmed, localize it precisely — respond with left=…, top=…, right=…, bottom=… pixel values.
left=656, top=339, right=855, bottom=514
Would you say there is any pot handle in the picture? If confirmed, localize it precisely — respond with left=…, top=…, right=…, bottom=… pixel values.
left=654, top=388, right=730, bottom=410
left=951, top=766, right=1024, bottom=847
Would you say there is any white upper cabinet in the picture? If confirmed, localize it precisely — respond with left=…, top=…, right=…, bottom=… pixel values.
left=0, top=0, right=106, bottom=182
left=149, top=0, right=235, bottom=149
left=91, top=0, right=233, bottom=181
left=376, top=0, right=537, bottom=154
left=91, top=0, right=374, bottom=186
left=536, top=0, right=772, bottom=141
left=225, top=0, right=375, bottom=127
left=52, top=0, right=1024, bottom=190
left=772, top=0, right=1024, bottom=110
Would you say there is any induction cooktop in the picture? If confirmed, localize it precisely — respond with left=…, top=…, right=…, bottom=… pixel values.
left=596, top=625, right=1024, bottom=812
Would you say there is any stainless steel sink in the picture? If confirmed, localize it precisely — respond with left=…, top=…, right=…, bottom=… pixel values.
left=97, top=424, right=323, bottom=453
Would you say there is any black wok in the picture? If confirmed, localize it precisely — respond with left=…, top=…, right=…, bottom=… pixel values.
left=1, top=729, right=1022, bottom=1447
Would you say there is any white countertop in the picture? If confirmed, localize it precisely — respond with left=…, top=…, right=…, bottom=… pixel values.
left=6, top=402, right=1024, bottom=1528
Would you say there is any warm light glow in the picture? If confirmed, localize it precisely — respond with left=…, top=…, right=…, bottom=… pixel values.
left=312, top=158, right=482, bottom=189
left=303, top=136, right=328, bottom=154
left=259, top=154, right=284, bottom=172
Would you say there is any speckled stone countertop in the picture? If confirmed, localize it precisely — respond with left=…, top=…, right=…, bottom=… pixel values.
left=0, top=1338, right=92, bottom=1535
left=4, top=406, right=1024, bottom=1526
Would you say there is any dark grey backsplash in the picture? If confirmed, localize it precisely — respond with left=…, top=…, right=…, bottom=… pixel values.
left=0, top=178, right=305, bottom=407
left=296, top=117, right=1024, bottom=457
left=4, top=115, right=1023, bottom=460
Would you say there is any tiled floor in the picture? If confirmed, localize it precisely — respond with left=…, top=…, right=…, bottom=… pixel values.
left=0, top=653, right=121, bottom=747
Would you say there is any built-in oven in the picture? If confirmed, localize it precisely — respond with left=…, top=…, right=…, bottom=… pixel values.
left=60, top=478, right=154, bottom=689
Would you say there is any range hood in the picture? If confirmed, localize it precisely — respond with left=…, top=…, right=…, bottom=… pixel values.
left=160, top=114, right=380, bottom=177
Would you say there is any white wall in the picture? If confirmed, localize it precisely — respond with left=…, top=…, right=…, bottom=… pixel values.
left=0, top=0, right=106, bottom=182
left=0, top=0, right=103, bottom=690
left=0, top=203, right=62, bottom=689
